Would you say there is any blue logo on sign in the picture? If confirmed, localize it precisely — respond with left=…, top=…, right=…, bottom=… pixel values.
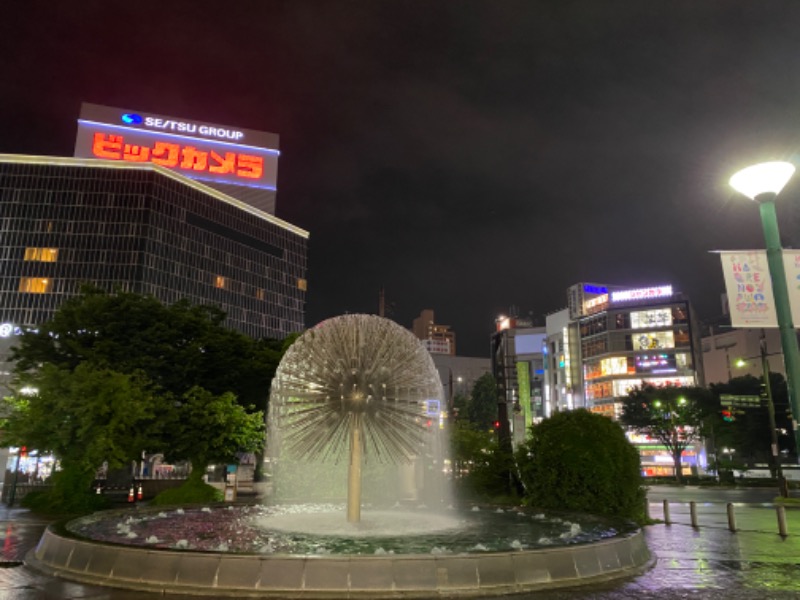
left=121, top=113, right=143, bottom=125
left=583, top=284, right=608, bottom=294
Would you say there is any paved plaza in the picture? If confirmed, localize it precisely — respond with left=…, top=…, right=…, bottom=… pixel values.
left=0, top=487, right=798, bottom=599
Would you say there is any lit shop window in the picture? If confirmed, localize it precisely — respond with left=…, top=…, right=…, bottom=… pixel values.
left=24, top=247, right=59, bottom=262
left=632, top=331, right=674, bottom=351
left=630, top=309, right=672, bottom=329
left=297, top=278, right=308, bottom=291
left=19, top=277, right=52, bottom=293
left=600, top=356, right=631, bottom=376
left=214, top=276, right=227, bottom=289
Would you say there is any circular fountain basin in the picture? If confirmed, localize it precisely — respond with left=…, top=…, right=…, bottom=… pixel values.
left=28, top=504, right=652, bottom=597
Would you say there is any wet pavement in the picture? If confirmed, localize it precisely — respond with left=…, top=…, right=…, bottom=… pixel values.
left=0, top=488, right=798, bottom=599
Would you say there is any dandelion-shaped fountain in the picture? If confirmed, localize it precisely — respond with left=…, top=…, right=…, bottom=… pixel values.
left=28, top=315, right=652, bottom=597
left=267, top=313, right=448, bottom=522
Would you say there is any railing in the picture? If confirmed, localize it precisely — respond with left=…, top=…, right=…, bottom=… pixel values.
left=652, top=499, right=795, bottom=537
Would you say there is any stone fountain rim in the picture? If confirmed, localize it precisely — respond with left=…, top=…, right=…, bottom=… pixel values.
left=27, top=505, right=652, bottom=598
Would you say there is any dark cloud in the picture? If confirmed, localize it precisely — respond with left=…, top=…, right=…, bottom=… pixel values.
left=3, top=1, right=800, bottom=355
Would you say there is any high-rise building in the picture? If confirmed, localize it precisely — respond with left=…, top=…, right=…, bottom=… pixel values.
left=0, top=155, right=307, bottom=339
left=0, top=106, right=309, bottom=391
left=412, top=309, right=456, bottom=355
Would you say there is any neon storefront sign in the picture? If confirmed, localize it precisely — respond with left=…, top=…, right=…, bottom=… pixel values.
left=74, top=103, right=279, bottom=191
left=91, top=133, right=263, bottom=180
left=611, top=285, right=673, bottom=303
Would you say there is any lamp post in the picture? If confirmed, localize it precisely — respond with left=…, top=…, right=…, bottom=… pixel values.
left=729, top=161, right=800, bottom=460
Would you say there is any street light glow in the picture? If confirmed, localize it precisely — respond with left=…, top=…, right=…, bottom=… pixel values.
left=729, top=161, right=795, bottom=200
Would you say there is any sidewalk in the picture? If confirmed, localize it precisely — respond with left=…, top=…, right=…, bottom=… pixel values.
left=0, top=503, right=799, bottom=599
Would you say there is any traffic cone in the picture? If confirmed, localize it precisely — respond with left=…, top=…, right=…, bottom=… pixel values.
left=127, top=484, right=135, bottom=503
left=137, top=484, right=143, bottom=501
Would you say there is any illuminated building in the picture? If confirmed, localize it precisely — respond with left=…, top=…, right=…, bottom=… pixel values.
left=545, top=283, right=706, bottom=476
left=0, top=155, right=307, bottom=345
left=0, top=104, right=307, bottom=347
left=412, top=309, right=456, bottom=355
left=491, top=314, right=546, bottom=446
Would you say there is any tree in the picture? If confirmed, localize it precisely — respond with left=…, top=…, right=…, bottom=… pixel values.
left=10, top=286, right=279, bottom=410
left=710, top=374, right=795, bottom=474
left=621, top=384, right=715, bottom=483
left=449, top=420, right=516, bottom=502
left=3, top=287, right=288, bottom=510
left=165, top=387, right=265, bottom=482
left=1, top=364, right=161, bottom=512
left=516, top=409, right=645, bottom=522
left=466, top=373, right=497, bottom=430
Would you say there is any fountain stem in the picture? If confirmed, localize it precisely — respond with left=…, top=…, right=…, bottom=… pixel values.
left=347, top=419, right=362, bottom=522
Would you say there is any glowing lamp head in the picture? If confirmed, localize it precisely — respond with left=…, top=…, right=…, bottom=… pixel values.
left=729, top=161, right=795, bottom=201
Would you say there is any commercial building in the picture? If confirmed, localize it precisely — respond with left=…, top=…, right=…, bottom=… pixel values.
left=544, top=282, right=706, bottom=476
left=0, top=105, right=309, bottom=388
left=491, top=316, right=546, bottom=445
left=0, top=154, right=307, bottom=340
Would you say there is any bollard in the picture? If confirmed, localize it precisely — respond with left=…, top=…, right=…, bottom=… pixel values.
left=689, top=501, right=699, bottom=529
left=727, top=503, right=737, bottom=532
left=777, top=505, right=789, bottom=537
left=663, top=499, right=671, bottom=525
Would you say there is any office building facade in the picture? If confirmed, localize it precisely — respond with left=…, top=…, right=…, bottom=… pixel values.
left=0, top=155, right=308, bottom=341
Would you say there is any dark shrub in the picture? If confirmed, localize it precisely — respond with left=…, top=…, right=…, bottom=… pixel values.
left=516, top=409, right=646, bottom=522
left=150, top=477, right=223, bottom=506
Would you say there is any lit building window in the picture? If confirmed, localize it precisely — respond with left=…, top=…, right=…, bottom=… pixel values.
left=24, top=247, right=59, bottom=262
left=19, top=277, right=52, bottom=293
left=215, top=276, right=227, bottom=289
left=256, top=288, right=266, bottom=300
left=297, top=278, right=307, bottom=291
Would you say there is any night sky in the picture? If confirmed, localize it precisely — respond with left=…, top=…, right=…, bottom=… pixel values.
left=3, top=2, right=800, bottom=356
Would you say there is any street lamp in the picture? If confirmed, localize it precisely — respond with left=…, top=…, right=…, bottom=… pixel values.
left=729, top=161, right=800, bottom=461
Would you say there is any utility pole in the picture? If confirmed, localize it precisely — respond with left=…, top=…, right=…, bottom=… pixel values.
left=761, top=330, right=788, bottom=497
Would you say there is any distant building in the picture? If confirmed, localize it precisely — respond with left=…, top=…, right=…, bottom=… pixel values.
left=412, top=309, right=456, bottom=355
left=491, top=315, right=546, bottom=445
left=702, top=326, right=785, bottom=384
left=544, top=282, right=706, bottom=477
left=543, top=308, right=580, bottom=416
